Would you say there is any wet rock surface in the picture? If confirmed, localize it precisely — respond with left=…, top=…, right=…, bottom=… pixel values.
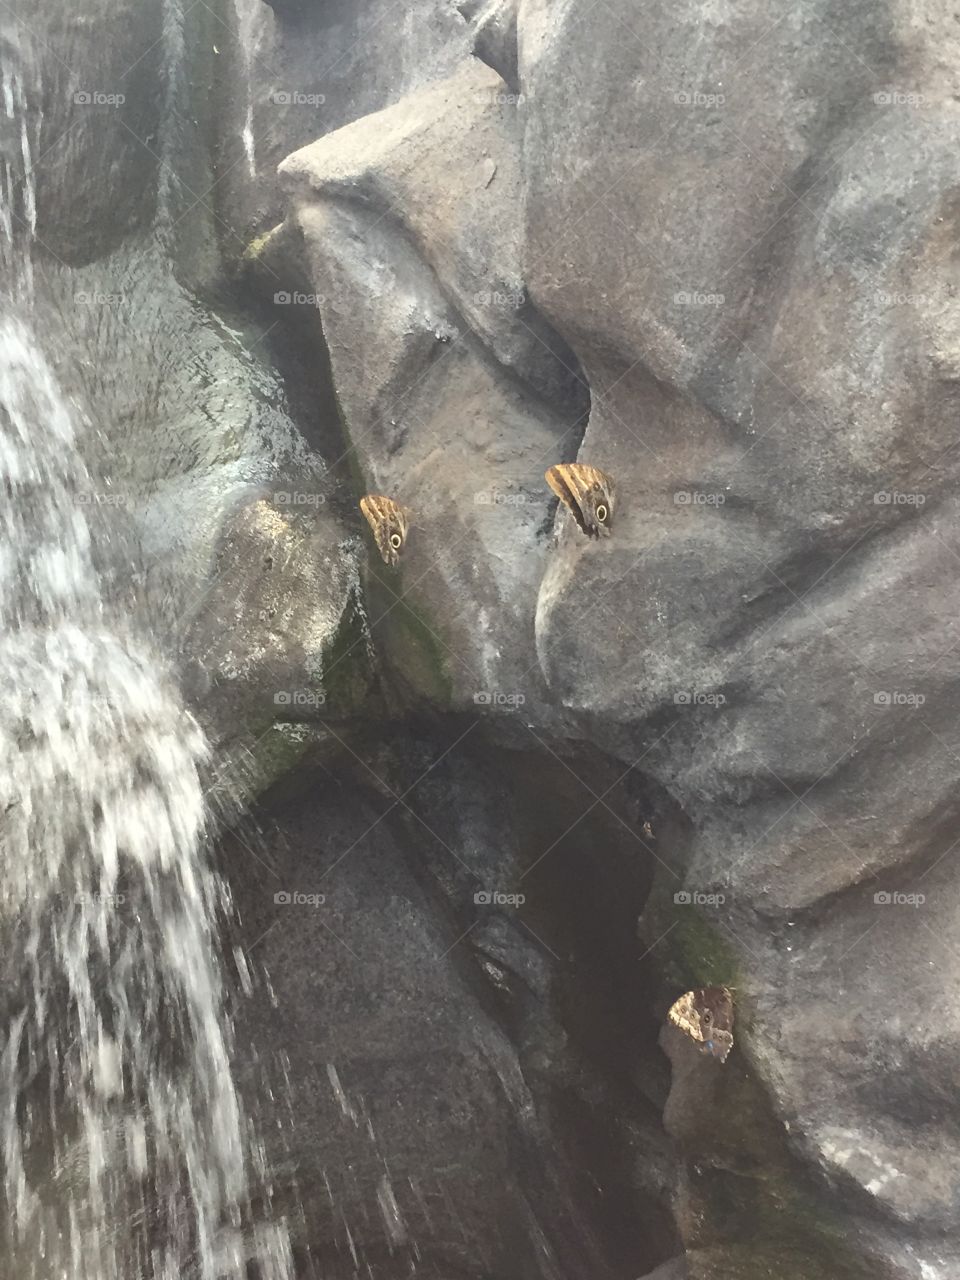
left=225, top=739, right=678, bottom=1278
left=14, top=0, right=960, bottom=1274
left=252, top=0, right=960, bottom=1274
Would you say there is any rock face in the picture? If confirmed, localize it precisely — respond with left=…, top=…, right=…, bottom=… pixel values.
left=519, top=5, right=960, bottom=1274
left=6, top=0, right=368, bottom=791
left=274, top=58, right=587, bottom=715
left=217, top=0, right=482, bottom=245
left=255, top=0, right=960, bottom=1277
left=227, top=740, right=679, bottom=1279
left=18, top=0, right=960, bottom=1275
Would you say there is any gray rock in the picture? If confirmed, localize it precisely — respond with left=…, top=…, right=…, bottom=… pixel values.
left=279, top=58, right=583, bottom=407
left=216, top=0, right=480, bottom=246
left=25, top=249, right=363, bottom=791
left=274, top=59, right=586, bottom=716
left=248, top=0, right=960, bottom=1273
left=5, top=0, right=164, bottom=264
left=639, top=1262, right=689, bottom=1280
left=519, top=0, right=960, bottom=1269
left=4, top=0, right=366, bottom=795
left=227, top=738, right=679, bottom=1278
left=458, top=0, right=520, bottom=89
left=18, top=0, right=960, bottom=1272
left=181, top=494, right=369, bottom=790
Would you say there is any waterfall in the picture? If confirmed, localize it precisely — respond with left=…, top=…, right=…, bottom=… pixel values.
left=0, top=53, right=39, bottom=297
left=0, top=25, right=292, bottom=1280
left=235, top=0, right=265, bottom=180
left=156, top=0, right=188, bottom=240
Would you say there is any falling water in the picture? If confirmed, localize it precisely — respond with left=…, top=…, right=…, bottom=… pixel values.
left=0, top=50, right=38, bottom=296
left=0, top=31, right=292, bottom=1280
left=235, top=0, right=265, bottom=180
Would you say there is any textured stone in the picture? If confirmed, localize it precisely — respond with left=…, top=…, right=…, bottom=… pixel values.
left=458, top=0, right=520, bottom=88
left=21, top=0, right=960, bottom=1273
left=519, top=1, right=960, bottom=1269
left=275, top=59, right=586, bottom=716
left=252, top=0, right=960, bottom=1274
left=228, top=739, right=679, bottom=1278
left=217, top=0, right=481, bottom=247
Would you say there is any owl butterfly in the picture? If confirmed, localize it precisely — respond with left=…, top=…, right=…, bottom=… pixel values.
left=359, top=494, right=411, bottom=566
left=545, top=464, right=616, bottom=538
left=667, top=986, right=734, bottom=1063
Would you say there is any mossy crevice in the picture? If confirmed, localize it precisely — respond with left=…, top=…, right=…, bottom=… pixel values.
left=683, top=1240, right=878, bottom=1280
left=242, top=225, right=283, bottom=266
left=656, top=902, right=742, bottom=994
left=385, top=593, right=455, bottom=707
left=318, top=581, right=375, bottom=716
left=247, top=722, right=317, bottom=794
left=643, top=867, right=878, bottom=1280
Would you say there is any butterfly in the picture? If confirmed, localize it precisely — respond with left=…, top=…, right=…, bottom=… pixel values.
left=545, top=463, right=615, bottom=538
left=359, top=494, right=411, bottom=566
left=667, top=986, right=734, bottom=1063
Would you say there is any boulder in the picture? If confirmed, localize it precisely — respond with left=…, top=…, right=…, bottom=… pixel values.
left=256, top=0, right=960, bottom=1273
left=18, top=0, right=960, bottom=1273
left=274, top=59, right=586, bottom=716
left=521, top=0, right=960, bottom=1269
left=228, top=739, right=680, bottom=1278
left=216, top=0, right=482, bottom=245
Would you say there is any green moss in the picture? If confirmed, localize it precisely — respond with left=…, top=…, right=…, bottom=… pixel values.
left=378, top=580, right=454, bottom=707
left=661, top=903, right=742, bottom=991
left=647, top=886, right=877, bottom=1280
left=245, top=722, right=316, bottom=796
left=667, top=1003, right=877, bottom=1280
left=687, top=1242, right=875, bottom=1280
left=328, top=374, right=453, bottom=708
left=679, top=1128, right=880, bottom=1280
left=319, top=583, right=374, bottom=714
left=241, top=226, right=281, bottom=264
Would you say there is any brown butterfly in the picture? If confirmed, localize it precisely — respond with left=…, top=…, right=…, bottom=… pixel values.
left=359, top=494, right=411, bottom=566
left=545, top=463, right=615, bottom=538
left=667, top=986, right=734, bottom=1063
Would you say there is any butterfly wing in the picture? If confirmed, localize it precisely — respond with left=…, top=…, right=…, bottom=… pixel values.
left=545, top=464, right=615, bottom=537
left=360, top=494, right=410, bottom=565
left=667, top=986, right=734, bottom=1062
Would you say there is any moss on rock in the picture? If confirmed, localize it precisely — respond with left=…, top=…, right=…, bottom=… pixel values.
left=660, top=903, right=742, bottom=993
left=241, top=225, right=282, bottom=265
